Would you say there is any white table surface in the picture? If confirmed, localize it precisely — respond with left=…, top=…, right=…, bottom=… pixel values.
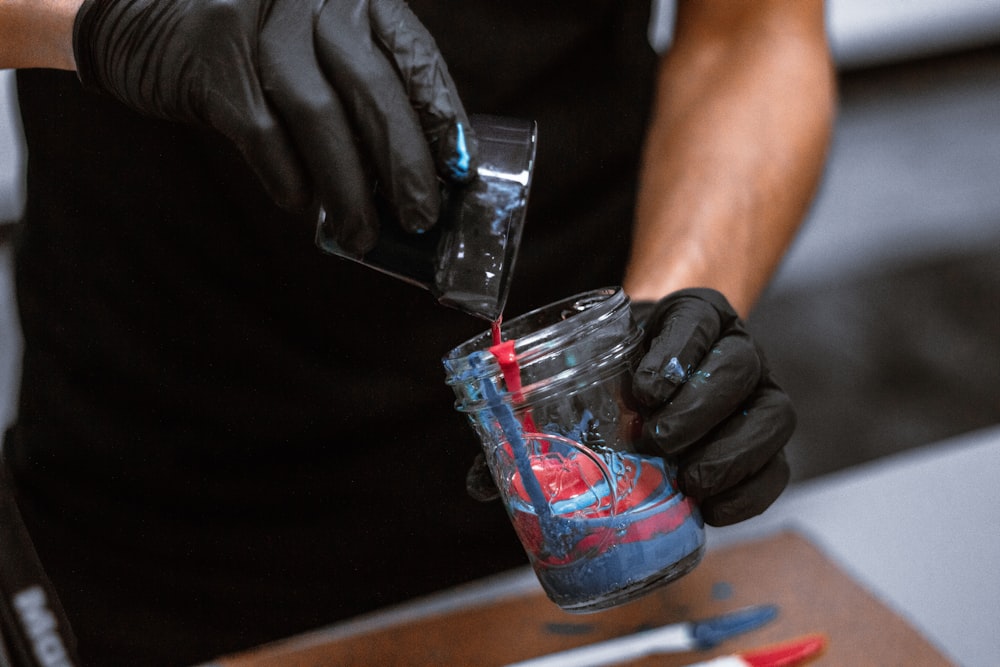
left=707, top=424, right=1000, bottom=667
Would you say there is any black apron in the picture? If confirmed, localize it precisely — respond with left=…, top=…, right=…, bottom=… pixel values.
left=10, top=2, right=657, bottom=663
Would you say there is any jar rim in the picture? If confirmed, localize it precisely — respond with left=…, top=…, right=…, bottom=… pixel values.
left=451, top=334, right=642, bottom=412
left=443, top=286, right=626, bottom=368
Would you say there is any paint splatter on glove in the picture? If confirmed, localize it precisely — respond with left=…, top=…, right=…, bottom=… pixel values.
left=631, top=288, right=794, bottom=526
left=73, top=0, right=476, bottom=254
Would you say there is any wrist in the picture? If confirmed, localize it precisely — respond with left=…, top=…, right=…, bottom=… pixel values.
left=0, top=0, right=83, bottom=70
left=623, top=261, right=755, bottom=319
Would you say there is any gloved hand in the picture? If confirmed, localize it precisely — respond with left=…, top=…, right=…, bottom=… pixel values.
left=630, top=288, right=794, bottom=526
left=73, top=0, right=476, bottom=254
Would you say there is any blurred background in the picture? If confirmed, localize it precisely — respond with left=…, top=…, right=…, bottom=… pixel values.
left=2, top=1, right=1000, bottom=482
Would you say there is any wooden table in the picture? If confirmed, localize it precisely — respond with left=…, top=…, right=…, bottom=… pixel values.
left=208, top=531, right=950, bottom=666
left=206, top=425, right=1000, bottom=666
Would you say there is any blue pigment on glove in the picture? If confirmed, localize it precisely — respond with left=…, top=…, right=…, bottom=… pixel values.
left=446, top=122, right=472, bottom=180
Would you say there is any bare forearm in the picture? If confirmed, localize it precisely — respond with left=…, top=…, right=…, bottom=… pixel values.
left=623, top=0, right=836, bottom=316
left=0, top=0, right=82, bottom=70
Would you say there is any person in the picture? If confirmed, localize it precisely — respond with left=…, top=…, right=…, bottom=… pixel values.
left=0, top=0, right=836, bottom=664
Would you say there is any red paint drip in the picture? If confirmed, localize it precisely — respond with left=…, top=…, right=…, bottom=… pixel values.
left=489, top=317, right=537, bottom=432
left=491, top=317, right=503, bottom=346
left=490, top=339, right=523, bottom=397
left=741, top=634, right=827, bottom=667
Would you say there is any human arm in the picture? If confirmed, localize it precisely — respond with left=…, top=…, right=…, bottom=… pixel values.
left=0, top=0, right=81, bottom=70
left=2, top=0, right=475, bottom=254
left=624, top=0, right=835, bottom=314
left=624, top=0, right=837, bottom=524
left=624, top=0, right=834, bottom=313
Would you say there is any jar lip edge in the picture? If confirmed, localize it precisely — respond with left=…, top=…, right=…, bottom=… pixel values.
left=443, top=286, right=628, bottom=365
left=449, top=328, right=644, bottom=412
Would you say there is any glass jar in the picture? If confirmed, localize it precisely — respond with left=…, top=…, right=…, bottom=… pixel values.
left=442, top=287, right=705, bottom=612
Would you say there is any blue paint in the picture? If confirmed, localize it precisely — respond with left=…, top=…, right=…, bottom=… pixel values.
left=689, top=369, right=712, bottom=386
left=559, top=409, right=599, bottom=450
left=690, top=604, right=779, bottom=649
left=545, top=622, right=595, bottom=636
left=447, top=122, right=472, bottom=179
left=663, top=357, right=687, bottom=383
left=711, top=581, right=734, bottom=600
left=470, top=354, right=579, bottom=560
left=536, top=509, right=704, bottom=611
left=480, top=178, right=526, bottom=235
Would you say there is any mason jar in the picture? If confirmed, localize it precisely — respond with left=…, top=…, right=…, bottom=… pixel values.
left=442, top=287, right=705, bottom=612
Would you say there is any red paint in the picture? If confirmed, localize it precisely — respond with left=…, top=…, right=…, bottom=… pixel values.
left=507, top=446, right=693, bottom=567
left=741, top=634, right=827, bottom=667
left=489, top=318, right=521, bottom=396
left=490, top=339, right=523, bottom=398
left=489, top=318, right=538, bottom=432
left=510, top=456, right=680, bottom=517
left=510, top=452, right=614, bottom=514
left=491, top=317, right=503, bottom=346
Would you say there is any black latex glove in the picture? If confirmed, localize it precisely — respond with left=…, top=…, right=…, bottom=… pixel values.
left=631, top=288, right=794, bottom=526
left=73, top=0, right=476, bottom=254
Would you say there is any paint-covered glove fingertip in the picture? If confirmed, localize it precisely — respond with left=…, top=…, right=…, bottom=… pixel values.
left=441, top=121, right=478, bottom=183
